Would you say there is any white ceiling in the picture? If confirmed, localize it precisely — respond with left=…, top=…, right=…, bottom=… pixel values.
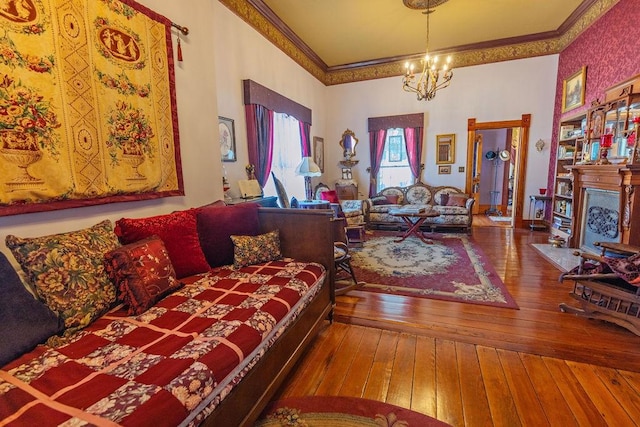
left=261, top=0, right=586, bottom=68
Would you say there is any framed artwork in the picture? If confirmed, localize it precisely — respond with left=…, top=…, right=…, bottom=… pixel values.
left=313, top=136, right=324, bottom=172
left=436, top=134, right=455, bottom=164
left=438, top=165, right=451, bottom=174
left=388, top=135, right=403, bottom=162
left=218, top=116, right=236, bottom=162
left=562, top=66, right=586, bottom=113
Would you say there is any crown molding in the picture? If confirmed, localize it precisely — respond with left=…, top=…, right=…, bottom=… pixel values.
left=218, top=0, right=618, bottom=86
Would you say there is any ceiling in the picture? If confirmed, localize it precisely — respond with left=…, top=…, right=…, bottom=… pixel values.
left=221, top=0, right=614, bottom=85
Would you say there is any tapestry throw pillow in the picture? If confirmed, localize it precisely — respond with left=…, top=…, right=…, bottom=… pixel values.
left=197, top=203, right=261, bottom=267
left=5, top=220, right=120, bottom=333
left=606, top=252, right=640, bottom=284
left=439, top=193, right=449, bottom=206
left=446, top=194, right=468, bottom=207
left=371, top=195, right=390, bottom=206
left=115, top=209, right=210, bottom=279
left=230, top=230, right=282, bottom=269
left=104, top=236, right=183, bottom=315
left=0, top=252, right=64, bottom=367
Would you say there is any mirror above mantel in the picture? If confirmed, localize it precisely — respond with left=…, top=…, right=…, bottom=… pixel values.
left=339, top=129, right=359, bottom=168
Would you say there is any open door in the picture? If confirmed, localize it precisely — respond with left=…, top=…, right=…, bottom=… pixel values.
left=466, top=115, right=531, bottom=228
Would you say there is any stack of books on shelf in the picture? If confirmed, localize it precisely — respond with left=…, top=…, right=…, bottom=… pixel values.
left=553, top=216, right=572, bottom=235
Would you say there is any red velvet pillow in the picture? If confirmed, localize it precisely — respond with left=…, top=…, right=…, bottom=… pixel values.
left=104, top=236, right=183, bottom=315
left=446, top=194, right=467, bottom=207
left=320, top=190, right=340, bottom=203
left=114, top=209, right=210, bottom=279
left=197, top=203, right=261, bottom=268
left=385, top=194, right=400, bottom=204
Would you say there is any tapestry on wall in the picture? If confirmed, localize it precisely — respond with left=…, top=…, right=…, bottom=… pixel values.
left=0, top=0, right=183, bottom=216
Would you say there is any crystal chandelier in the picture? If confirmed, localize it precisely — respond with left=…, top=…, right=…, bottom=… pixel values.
left=402, top=0, right=453, bottom=101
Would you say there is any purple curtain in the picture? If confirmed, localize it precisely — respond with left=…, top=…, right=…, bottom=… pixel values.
left=299, top=121, right=311, bottom=157
left=404, top=126, right=423, bottom=181
left=368, top=129, right=387, bottom=196
left=245, top=104, right=274, bottom=188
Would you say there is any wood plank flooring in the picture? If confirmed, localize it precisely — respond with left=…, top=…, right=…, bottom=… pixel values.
left=272, top=222, right=640, bottom=426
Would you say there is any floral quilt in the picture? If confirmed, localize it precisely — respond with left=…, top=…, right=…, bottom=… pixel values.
left=0, top=259, right=325, bottom=426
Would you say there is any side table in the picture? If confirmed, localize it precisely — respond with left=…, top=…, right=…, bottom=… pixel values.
left=528, top=195, right=552, bottom=230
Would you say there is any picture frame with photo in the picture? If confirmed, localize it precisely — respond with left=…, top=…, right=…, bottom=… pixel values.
left=438, top=165, right=451, bottom=174
left=562, top=66, right=586, bottom=113
left=218, top=116, right=236, bottom=162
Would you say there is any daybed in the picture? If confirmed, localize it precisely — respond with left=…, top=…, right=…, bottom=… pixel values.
left=366, top=182, right=474, bottom=231
left=0, top=204, right=335, bottom=427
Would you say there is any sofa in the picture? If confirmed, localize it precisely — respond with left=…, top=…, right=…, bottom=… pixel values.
left=0, top=204, right=334, bottom=427
left=314, top=182, right=366, bottom=226
left=366, top=182, right=474, bottom=231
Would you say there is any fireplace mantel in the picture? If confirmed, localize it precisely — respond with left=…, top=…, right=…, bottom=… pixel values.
left=566, top=164, right=640, bottom=249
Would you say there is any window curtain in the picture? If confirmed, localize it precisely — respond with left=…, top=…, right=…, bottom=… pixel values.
left=404, top=126, right=424, bottom=180
left=368, top=129, right=387, bottom=197
left=299, top=121, right=311, bottom=157
left=245, top=104, right=274, bottom=188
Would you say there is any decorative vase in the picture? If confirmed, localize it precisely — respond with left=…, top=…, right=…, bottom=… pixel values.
left=0, top=130, right=44, bottom=189
left=122, top=153, right=146, bottom=180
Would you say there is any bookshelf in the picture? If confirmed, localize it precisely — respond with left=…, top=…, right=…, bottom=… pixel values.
left=550, top=113, right=586, bottom=242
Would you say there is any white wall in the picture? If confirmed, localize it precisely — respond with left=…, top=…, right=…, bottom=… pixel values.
left=324, top=55, right=558, bottom=206
left=213, top=2, right=327, bottom=198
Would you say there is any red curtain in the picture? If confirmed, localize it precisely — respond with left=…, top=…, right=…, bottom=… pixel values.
left=245, top=104, right=274, bottom=188
left=299, top=121, right=311, bottom=157
left=368, top=129, right=387, bottom=197
left=404, top=126, right=424, bottom=180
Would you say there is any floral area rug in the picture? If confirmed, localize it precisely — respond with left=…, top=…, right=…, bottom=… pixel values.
left=348, top=231, right=518, bottom=309
left=256, top=396, right=449, bottom=426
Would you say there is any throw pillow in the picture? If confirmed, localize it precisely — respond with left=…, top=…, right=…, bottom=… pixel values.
left=0, top=252, right=64, bottom=367
left=320, top=190, right=339, bottom=203
left=115, top=209, right=210, bottom=279
left=370, top=195, right=389, bottom=206
left=197, top=203, right=261, bottom=267
left=606, top=253, right=640, bottom=284
left=446, top=194, right=468, bottom=207
left=385, top=194, right=401, bottom=204
left=104, top=236, right=183, bottom=315
left=230, top=230, right=282, bottom=269
left=439, top=193, right=450, bottom=206
left=5, top=220, right=120, bottom=333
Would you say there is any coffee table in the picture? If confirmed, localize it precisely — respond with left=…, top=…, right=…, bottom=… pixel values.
left=390, top=209, right=440, bottom=244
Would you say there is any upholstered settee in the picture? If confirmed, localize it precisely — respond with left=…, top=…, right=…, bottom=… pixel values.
left=0, top=204, right=334, bottom=427
left=366, top=182, right=474, bottom=231
left=314, top=183, right=367, bottom=226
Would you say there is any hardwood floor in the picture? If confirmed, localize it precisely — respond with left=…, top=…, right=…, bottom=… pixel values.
left=272, top=223, right=640, bottom=426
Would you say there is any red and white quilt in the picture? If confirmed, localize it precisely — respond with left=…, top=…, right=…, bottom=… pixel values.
left=0, top=259, right=325, bottom=426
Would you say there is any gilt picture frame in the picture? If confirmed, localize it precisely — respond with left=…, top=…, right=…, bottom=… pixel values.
left=562, top=66, right=586, bottom=113
left=218, top=116, right=236, bottom=162
left=436, top=134, right=455, bottom=164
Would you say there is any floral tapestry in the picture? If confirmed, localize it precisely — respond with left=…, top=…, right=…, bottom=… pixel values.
left=0, top=0, right=183, bottom=216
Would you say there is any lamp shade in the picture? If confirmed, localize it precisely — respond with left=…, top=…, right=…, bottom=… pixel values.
left=295, top=157, right=322, bottom=177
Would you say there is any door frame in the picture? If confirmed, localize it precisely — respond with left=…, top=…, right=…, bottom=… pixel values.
left=465, top=114, right=531, bottom=228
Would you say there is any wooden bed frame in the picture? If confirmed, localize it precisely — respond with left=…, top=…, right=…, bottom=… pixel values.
left=202, top=208, right=335, bottom=426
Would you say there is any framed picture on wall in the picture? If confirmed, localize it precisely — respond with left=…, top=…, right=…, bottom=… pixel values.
left=436, top=134, right=455, bottom=164
left=438, top=165, right=451, bottom=174
left=219, top=116, right=236, bottom=162
left=562, top=66, right=586, bottom=113
left=313, top=136, right=324, bottom=172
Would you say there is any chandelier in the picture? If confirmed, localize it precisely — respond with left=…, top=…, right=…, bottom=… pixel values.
left=402, top=0, right=453, bottom=101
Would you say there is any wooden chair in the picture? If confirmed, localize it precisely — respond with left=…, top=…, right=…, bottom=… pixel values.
left=331, top=211, right=364, bottom=296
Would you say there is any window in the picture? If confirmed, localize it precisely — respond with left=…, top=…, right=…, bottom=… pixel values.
left=376, top=128, right=413, bottom=192
left=263, top=112, right=305, bottom=200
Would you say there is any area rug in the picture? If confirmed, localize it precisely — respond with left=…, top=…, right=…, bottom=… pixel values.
left=256, top=396, right=449, bottom=426
left=348, top=231, right=518, bottom=309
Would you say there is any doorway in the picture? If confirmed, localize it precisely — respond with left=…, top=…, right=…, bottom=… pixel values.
left=465, top=114, right=531, bottom=229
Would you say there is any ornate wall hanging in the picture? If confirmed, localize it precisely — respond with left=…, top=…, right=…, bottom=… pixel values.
left=0, top=0, right=183, bottom=216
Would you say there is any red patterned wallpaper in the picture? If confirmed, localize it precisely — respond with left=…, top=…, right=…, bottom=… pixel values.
left=548, top=0, right=640, bottom=190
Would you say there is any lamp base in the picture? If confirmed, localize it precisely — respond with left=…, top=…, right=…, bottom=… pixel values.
left=304, top=176, right=313, bottom=201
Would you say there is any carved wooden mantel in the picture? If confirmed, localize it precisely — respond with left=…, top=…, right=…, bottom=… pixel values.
left=566, top=164, right=640, bottom=248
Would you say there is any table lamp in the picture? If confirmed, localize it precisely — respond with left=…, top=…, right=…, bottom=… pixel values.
left=295, top=157, right=322, bottom=200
